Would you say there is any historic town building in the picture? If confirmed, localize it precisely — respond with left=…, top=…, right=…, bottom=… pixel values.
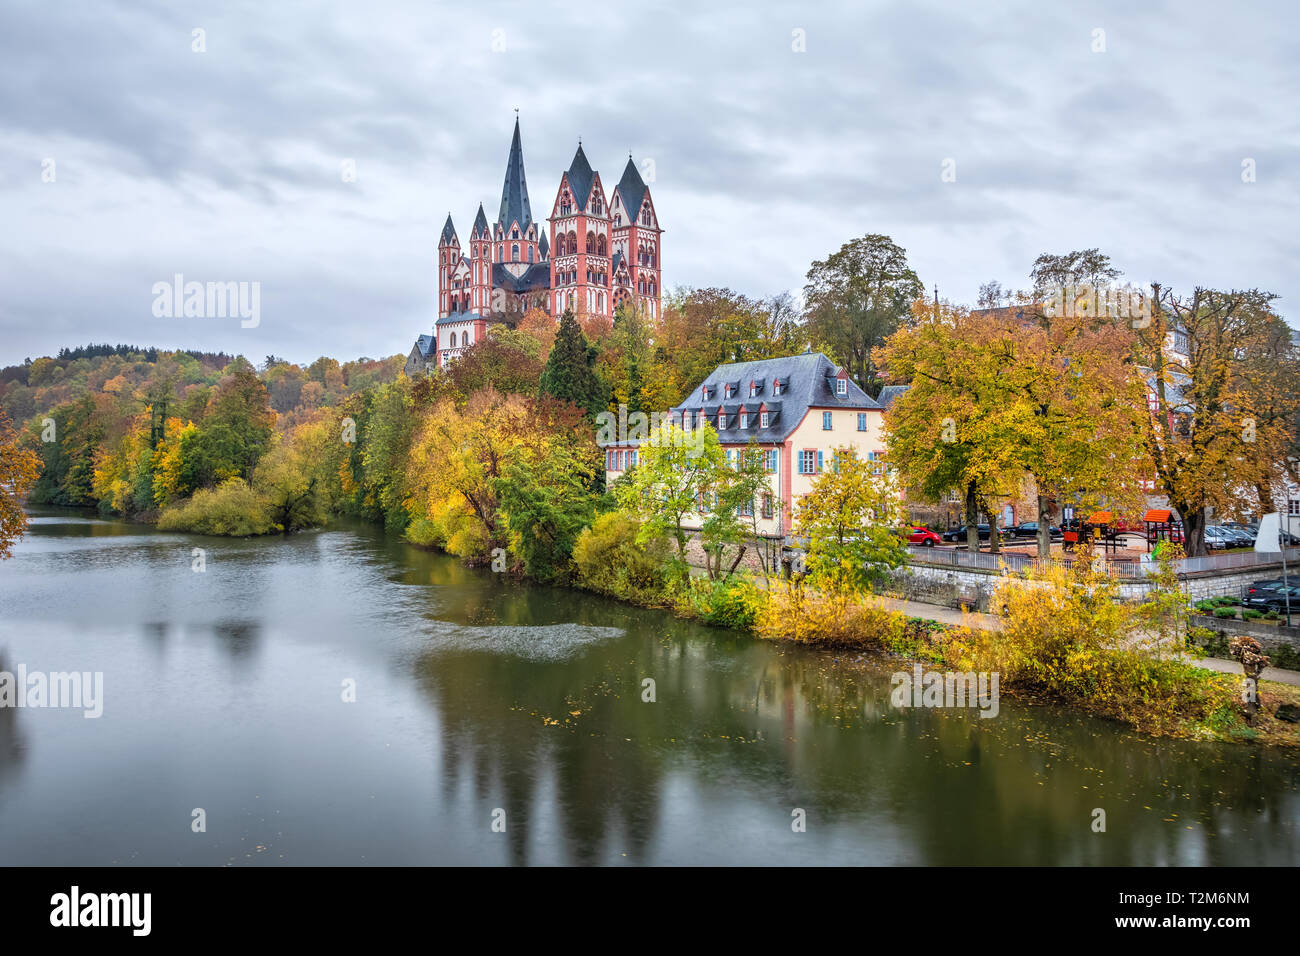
left=602, top=352, right=887, bottom=539
left=405, top=118, right=663, bottom=375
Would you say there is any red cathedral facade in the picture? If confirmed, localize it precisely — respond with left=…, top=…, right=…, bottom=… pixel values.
left=407, top=119, right=663, bottom=374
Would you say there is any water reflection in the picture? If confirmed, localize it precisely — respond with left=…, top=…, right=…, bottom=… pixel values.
left=0, top=507, right=1295, bottom=866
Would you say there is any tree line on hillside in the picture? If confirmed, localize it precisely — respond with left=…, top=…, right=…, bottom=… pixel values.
left=1, top=234, right=1297, bottom=564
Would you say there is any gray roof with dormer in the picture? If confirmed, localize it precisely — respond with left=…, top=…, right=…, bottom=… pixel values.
left=673, top=352, right=879, bottom=443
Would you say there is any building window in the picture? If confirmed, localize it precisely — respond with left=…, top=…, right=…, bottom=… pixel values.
left=1289, top=499, right=1300, bottom=516
left=629, top=450, right=637, bottom=468
left=799, top=450, right=817, bottom=474
left=717, top=412, right=726, bottom=430
left=512, top=244, right=519, bottom=262
left=606, top=450, right=615, bottom=471
left=761, top=494, right=774, bottom=519
left=836, top=378, right=847, bottom=396
left=760, top=411, right=769, bottom=428
left=857, top=413, right=867, bottom=431
left=764, top=449, right=777, bottom=472
left=773, top=380, right=782, bottom=395
left=822, top=411, right=832, bottom=430
left=739, top=413, right=748, bottom=429
left=750, top=382, right=758, bottom=397
left=724, top=384, right=732, bottom=398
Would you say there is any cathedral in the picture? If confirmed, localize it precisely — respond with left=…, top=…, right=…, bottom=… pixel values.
left=406, top=118, right=663, bottom=374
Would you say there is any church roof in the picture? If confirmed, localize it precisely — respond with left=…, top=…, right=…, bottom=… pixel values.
left=614, top=157, right=647, bottom=221
left=492, top=262, right=552, bottom=294
left=413, top=334, right=434, bottom=358
left=440, top=214, right=458, bottom=245
left=566, top=144, right=595, bottom=213
left=471, top=203, right=490, bottom=239
left=538, top=231, right=549, bottom=257
left=496, top=117, right=532, bottom=231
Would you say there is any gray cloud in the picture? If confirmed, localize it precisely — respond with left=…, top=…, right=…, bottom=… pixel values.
left=1, top=0, right=1296, bottom=365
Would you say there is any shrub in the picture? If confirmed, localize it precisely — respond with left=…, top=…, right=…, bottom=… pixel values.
left=1241, top=608, right=1263, bottom=620
left=942, top=557, right=1236, bottom=733
left=1216, top=596, right=1241, bottom=606
left=571, top=511, right=669, bottom=604
left=677, top=576, right=766, bottom=629
left=157, top=478, right=274, bottom=536
left=1213, top=607, right=1238, bottom=619
left=1263, top=610, right=1280, bottom=621
left=1193, top=599, right=1217, bottom=614
left=754, top=577, right=908, bottom=647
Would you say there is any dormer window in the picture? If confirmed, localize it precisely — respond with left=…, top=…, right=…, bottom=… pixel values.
left=717, top=411, right=726, bottom=429
left=835, top=378, right=847, bottom=396
left=760, top=411, right=769, bottom=428
left=773, top=379, right=783, bottom=395
left=724, top=384, right=733, bottom=398
left=739, top=413, right=748, bottom=429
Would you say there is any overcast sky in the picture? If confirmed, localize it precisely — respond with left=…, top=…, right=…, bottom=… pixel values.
left=2, top=0, right=1297, bottom=367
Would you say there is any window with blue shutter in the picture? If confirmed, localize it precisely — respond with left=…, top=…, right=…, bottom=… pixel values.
left=857, top=413, right=867, bottom=431
left=822, top=411, right=832, bottom=430
left=816, top=450, right=824, bottom=474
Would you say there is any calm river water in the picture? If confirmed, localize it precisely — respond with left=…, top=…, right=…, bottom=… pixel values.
left=0, top=508, right=1296, bottom=865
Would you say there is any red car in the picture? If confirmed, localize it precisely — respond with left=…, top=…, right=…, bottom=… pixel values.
left=908, top=527, right=942, bottom=547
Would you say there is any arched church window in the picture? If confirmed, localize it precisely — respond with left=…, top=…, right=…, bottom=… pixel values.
left=597, top=236, right=607, bottom=256
left=512, top=244, right=519, bottom=262
left=449, top=332, right=457, bottom=347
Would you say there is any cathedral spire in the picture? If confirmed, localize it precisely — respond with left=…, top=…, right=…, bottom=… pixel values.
left=497, top=116, right=532, bottom=231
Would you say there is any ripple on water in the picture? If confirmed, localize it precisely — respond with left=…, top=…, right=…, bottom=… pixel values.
left=433, top=623, right=624, bottom=661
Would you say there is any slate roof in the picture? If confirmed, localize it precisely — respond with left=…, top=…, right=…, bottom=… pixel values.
left=614, top=157, right=647, bottom=220
left=673, top=352, right=879, bottom=444
left=565, top=144, right=595, bottom=213
left=496, top=117, right=532, bottom=231
left=471, top=204, right=490, bottom=239
left=436, top=311, right=487, bottom=327
left=492, top=262, right=551, bottom=294
left=538, top=231, right=549, bottom=258
left=440, top=214, right=458, bottom=245
left=413, top=334, right=434, bottom=358
left=875, top=384, right=909, bottom=410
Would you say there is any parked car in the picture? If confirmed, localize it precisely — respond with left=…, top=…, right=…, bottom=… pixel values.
left=1245, top=579, right=1288, bottom=598
left=907, top=527, right=942, bottom=547
left=941, top=524, right=991, bottom=542
left=1202, top=527, right=1232, bottom=551
left=1009, top=522, right=1062, bottom=539
left=1219, top=522, right=1257, bottom=546
left=1244, top=584, right=1300, bottom=611
left=1212, top=525, right=1254, bottom=548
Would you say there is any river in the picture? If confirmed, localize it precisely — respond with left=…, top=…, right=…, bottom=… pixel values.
left=0, top=508, right=1296, bottom=865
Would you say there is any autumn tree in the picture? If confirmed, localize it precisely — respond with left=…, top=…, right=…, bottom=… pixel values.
left=803, top=235, right=923, bottom=394
left=795, top=446, right=907, bottom=591
left=1137, top=284, right=1300, bottom=556
left=874, top=301, right=1023, bottom=553
left=0, top=410, right=41, bottom=558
